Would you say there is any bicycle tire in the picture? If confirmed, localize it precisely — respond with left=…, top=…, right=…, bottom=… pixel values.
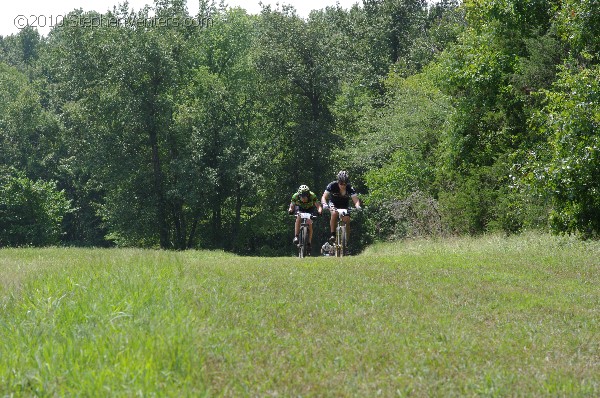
left=298, top=225, right=307, bottom=258
left=334, top=225, right=341, bottom=257
left=335, top=227, right=339, bottom=257
left=341, top=227, right=347, bottom=256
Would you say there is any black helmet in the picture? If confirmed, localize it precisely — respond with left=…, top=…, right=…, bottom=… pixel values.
left=337, top=170, right=349, bottom=183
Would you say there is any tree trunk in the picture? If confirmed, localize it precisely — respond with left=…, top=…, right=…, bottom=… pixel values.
left=212, top=205, right=222, bottom=248
left=231, top=181, right=242, bottom=251
left=172, top=200, right=186, bottom=250
left=187, top=214, right=199, bottom=249
left=149, top=126, right=170, bottom=249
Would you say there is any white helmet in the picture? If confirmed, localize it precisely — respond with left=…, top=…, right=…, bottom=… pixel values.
left=298, top=185, right=310, bottom=195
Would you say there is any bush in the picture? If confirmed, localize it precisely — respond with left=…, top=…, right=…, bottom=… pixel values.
left=0, top=168, right=70, bottom=246
left=374, top=191, right=444, bottom=239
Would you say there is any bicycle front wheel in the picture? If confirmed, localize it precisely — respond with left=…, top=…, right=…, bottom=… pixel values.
left=341, top=227, right=347, bottom=256
left=298, top=227, right=307, bottom=258
left=335, top=226, right=345, bottom=257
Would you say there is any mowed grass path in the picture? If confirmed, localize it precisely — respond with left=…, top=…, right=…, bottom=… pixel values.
left=1, top=233, right=598, bottom=396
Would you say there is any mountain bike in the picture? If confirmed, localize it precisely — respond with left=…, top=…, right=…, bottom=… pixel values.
left=295, top=211, right=316, bottom=258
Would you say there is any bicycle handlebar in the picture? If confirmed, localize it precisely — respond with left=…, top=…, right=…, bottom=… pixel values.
left=290, top=211, right=318, bottom=220
left=326, top=207, right=358, bottom=215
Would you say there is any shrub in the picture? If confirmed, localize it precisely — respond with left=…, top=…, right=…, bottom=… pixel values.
left=0, top=168, right=70, bottom=246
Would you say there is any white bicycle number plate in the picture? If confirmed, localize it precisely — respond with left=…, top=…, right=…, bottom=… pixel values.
left=337, top=209, right=349, bottom=216
left=300, top=212, right=312, bottom=219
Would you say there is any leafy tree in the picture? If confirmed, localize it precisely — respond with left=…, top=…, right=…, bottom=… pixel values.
left=41, top=6, right=182, bottom=248
left=430, top=0, right=561, bottom=234
left=400, top=0, right=465, bottom=74
left=554, top=0, right=600, bottom=63
left=255, top=7, right=339, bottom=183
left=362, top=0, right=428, bottom=76
left=531, top=65, right=600, bottom=237
left=0, top=62, right=59, bottom=180
left=511, top=28, right=565, bottom=98
left=343, top=68, right=451, bottom=238
left=253, top=12, right=334, bottom=189
left=0, top=27, right=42, bottom=70
left=465, top=0, right=555, bottom=37
left=173, top=9, right=260, bottom=250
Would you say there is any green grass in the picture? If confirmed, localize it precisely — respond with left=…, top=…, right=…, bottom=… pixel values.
left=1, top=232, right=599, bottom=396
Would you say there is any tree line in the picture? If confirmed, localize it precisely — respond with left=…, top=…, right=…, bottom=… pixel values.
left=1, top=0, right=599, bottom=253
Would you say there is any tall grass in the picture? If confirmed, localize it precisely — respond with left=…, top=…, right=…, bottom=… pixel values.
left=1, top=233, right=599, bottom=396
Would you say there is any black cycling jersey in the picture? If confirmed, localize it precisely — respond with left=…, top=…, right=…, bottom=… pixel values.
left=325, top=181, right=357, bottom=209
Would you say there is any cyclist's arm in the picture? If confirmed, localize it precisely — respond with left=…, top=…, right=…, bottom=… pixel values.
left=321, top=191, right=330, bottom=207
left=351, top=194, right=360, bottom=208
left=288, top=200, right=296, bottom=214
left=315, top=199, right=323, bottom=214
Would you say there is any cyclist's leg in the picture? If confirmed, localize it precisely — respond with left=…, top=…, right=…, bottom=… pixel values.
left=300, top=225, right=306, bottom=246
left=329, top=211, right=338, bottom=240
left=342, top=214, right=351, bottom=241
left=292, top=214, right=301, bottom=244
left=295, top=215, right=301, bottom=236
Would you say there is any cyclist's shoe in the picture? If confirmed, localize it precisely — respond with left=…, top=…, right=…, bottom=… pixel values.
left=328, top=234, right=335, bottom=244
left=306, top=243, right=312, bottom=255
left=293, top=236, right=299, bottom=245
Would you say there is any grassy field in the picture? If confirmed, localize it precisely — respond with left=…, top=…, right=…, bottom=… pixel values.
left=1, top=233, right=599, bottom=397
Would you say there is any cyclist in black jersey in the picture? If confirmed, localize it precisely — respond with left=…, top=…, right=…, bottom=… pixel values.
left=321, top=171, right=361, bottom=244
left=288, top=184, right=323, bottom=251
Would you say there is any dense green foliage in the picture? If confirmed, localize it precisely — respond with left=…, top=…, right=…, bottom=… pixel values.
left=533, top=65, right=600, bottom=237
left=1, top=0, right=599, bottom=250
left=1, top=234, right=599, bottom=395
left=0, top=168, right=70, bottom=246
